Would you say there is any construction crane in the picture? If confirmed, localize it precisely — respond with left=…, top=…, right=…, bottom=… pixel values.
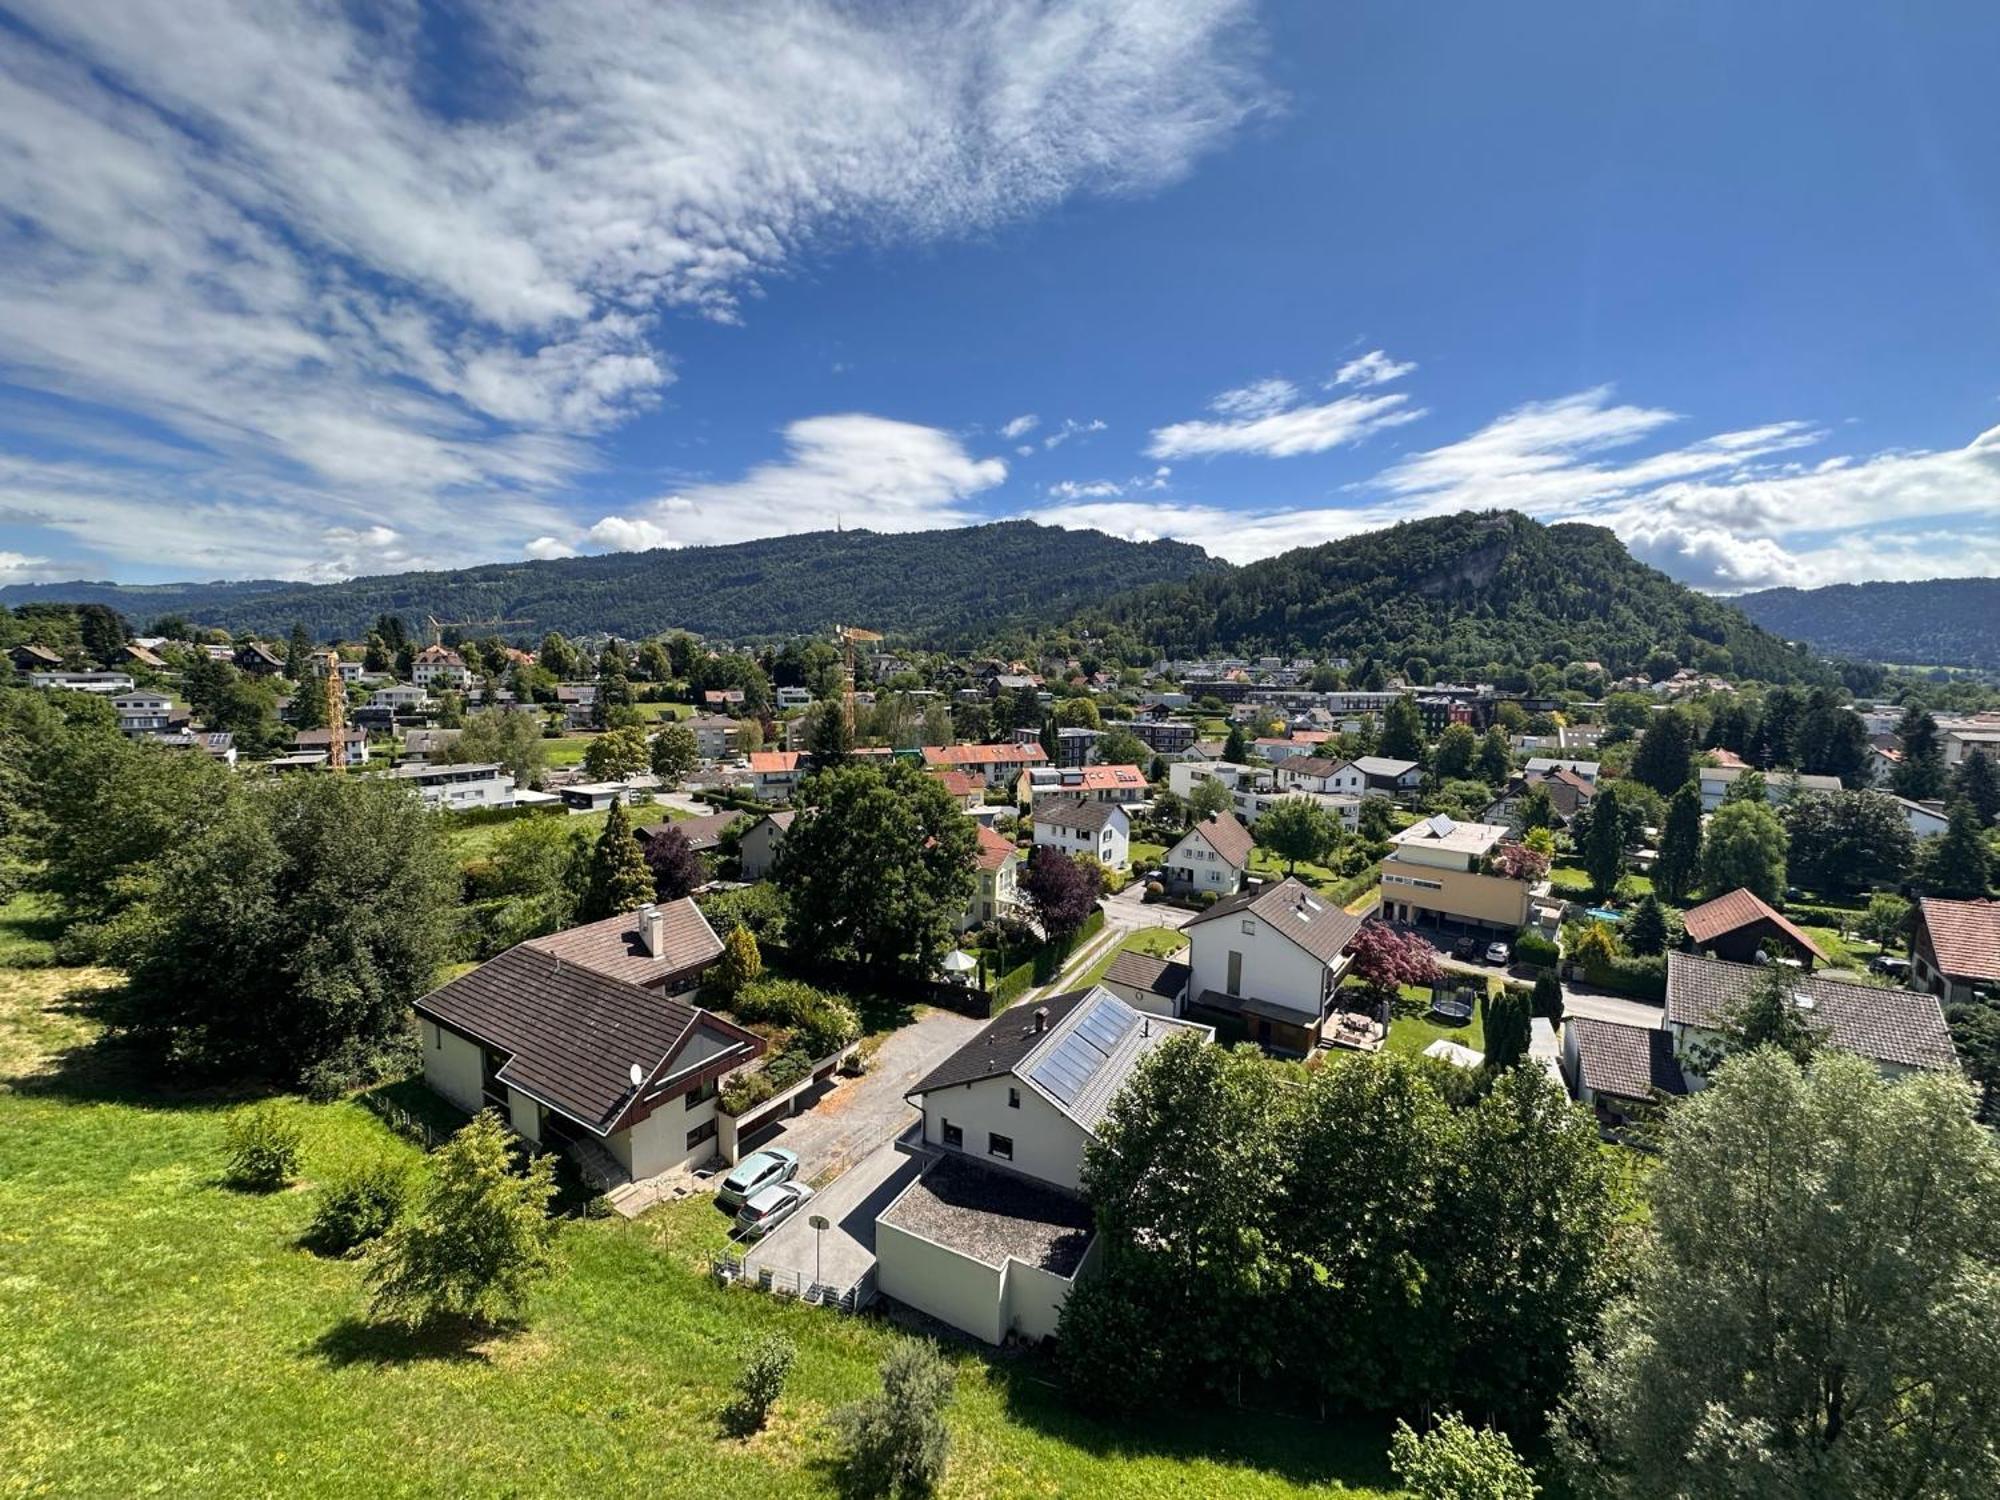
left=833, top=624, right=882, bottom=738
left=316, top=649, right=348, bottom=776
left=425, top=614, right=530, bottom=647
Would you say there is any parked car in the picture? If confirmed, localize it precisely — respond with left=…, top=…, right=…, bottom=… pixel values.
left=1450, top=935, right=1479, bottom=961
left=1870, top=954, right=1911, bottom=979
left=717, top=1147, right=800, bottom=1209
left=1484, top=941, right=1512, bottom=966
left=735, top=1180, right=815, bottom=1239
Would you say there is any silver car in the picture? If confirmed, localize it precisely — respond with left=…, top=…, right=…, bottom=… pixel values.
left=717, top=1147, right=800, bottom=1209
left=735, top=1180, right=815, bottom=1239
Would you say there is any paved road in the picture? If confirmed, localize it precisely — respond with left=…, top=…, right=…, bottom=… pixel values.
left=731, top=1005, right=982, bottom=1183
left=1560, top=985, right=1666, bottom=1030
left=743, top=1140, right=920, bottom=1290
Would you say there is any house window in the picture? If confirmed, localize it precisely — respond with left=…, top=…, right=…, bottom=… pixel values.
left=430, top=1022, right=441, bottom=1050
left=685, top=1077, right=717, bottom=1111
left=1008, top=1087, right=1020, bottom=1109
left=1240, top=919, right=1255, bottom=935
left=686, top=1118, right=717, bottom=1151
left=942, top=1120, right=963, bottom=1150
left=988, top=1132, right=1014, bottom=1161
left=1227, top=950, right=1243, bottom=997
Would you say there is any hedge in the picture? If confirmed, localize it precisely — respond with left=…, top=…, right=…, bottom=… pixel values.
left=442, top=801, right=568, bottom=830
left=1579, top=953, right=1667, bottom=1001
left=1514, top=930, right=1561, bottom=970
left=989, top=960, right=1037, bottom=1010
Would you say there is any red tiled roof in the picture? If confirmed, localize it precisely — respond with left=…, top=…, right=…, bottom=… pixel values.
left=1681, top=887, right=1828, bottom=963
left=924, top=743, right=1049, bottom=767
left=931, top=769, right=985, bottom=799
left=974, top=824, right=1019, bottom=872
left=1919, top=898, right=2000, bottom=983
left=747, top=751, right=801, bottom=773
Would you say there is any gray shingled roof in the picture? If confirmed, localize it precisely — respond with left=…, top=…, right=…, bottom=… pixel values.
left=908, top=991, right=1093, bottom=1097
left=1034, top=796, right=1122, bottom=834
left=1567, top=1016, right=1685, bottom=1102
left=1665, top=952, right=1957, bottom=1072
left=1103, top=950, right=1191, bottom=999
left=416, top=945, right=752, bottom=1134
left=1183, top=877, right=1362, bottom=965
left=640, top=810, right=745, bottom=853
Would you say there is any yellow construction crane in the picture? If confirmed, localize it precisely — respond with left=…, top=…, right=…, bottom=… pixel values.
left=317, top=649, right=348, bottom=776
left=834, top=624, right=882, bottom=737
left=425, top=614, right=530, bottom=647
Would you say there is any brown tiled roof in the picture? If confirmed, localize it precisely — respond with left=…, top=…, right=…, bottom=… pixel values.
left=1682, top=888, right=1827, bottom=963
left=522, top=898, right=723, bottom=986
left=931, top=769, right=986, bottom=799
left=1103, top=950, right=1190, bottom=1000
left=974, top=824, right=1019, bottom=872
left=910, top=990, right=1094, bottom=1096
left=1919, top=898, right=2000, bottom=983
left=639, top=811, right=744, bottom=853
left=1281, top=756, right=1348, bottom=780
left=923, top=742, right=1048, bottom=767
left=1186, top=813, right=1255, bottom=868
left=1183, top=877, right=1362, bottom=965
left=1566, top=1016, right=1684, bottom=1102
left=415, top=944, right=753, bottom=1133
left=1665, top=952, right=1957, bottom=1071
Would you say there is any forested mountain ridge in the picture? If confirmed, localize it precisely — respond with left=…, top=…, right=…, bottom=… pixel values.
left=0, top=523, right=1217, bottom=645
left=1734, top=578, right=2000, bottom=670
left=1076, top=510, right=1826, bottom=682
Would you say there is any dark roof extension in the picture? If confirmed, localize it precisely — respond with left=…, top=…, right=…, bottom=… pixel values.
left=1567, top=1016, right=1685, bottom=1102
left=908, top=990, right=1094, bottom=1097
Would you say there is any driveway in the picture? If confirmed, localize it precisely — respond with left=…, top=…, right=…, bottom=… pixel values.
left=731, top=1005, right=983, bottom=1183
left=1100, top=880, right=1197, bottom=935
left=742, top=1140, right=920, bottom=1290
left=1561, top=984, right=1666, bottom=1030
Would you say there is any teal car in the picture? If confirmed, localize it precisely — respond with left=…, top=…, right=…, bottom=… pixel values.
left=717, top=1147, right=800, bottom=1209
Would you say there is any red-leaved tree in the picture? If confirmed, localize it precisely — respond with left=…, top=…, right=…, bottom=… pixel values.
left=1491, top=842, right=1551, bottom=882
left=1346, top=919, right=1443, bottom=1007
left=1020, top=846, right=1103, bottom=941
left=644, top=826, right=705, bottom=902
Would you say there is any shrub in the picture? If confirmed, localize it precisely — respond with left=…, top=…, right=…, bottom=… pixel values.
left=732, top=978, right=861, bottom=1059
left=224, top=1102, right=304, bottom=1191
left=720, top=1071, right=776, bottom=1116
left=1514, top=930, right=1561, bottom=970
left=832, top=1338, right=955, bottom=1498
left=307, top=1157, right=412, bottom=1255
left=1390, top=1412, right=1539, bottom=1499
left=1143, top=880, right=1164, bottom=902
left=713, top=925, right=762, bottom=998
left=723, top=1333, right=797, bottom=1436
left=764, top=1047, right=813, bottom=1092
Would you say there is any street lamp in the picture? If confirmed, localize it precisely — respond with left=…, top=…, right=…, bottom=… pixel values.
left=808, top=1212, right=830, bottom=1290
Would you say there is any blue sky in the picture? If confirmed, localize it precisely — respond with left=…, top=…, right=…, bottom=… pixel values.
left=0, top=1, right=1996, bottom=592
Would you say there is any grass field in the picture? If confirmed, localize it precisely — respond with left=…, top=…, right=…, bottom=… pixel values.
left=1075, top=926, right=1189, bottom=991
left=442, top=802, right=692, bottom=864
left=0, top=960, right=1402, bottom=1499
left=1381, top=979, right=1493, bottom=1059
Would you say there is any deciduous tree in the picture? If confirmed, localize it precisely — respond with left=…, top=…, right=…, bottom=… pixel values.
left=1699, top=799, right=1787, bottom=904
left=1256, top=796, right=1336, bottom=875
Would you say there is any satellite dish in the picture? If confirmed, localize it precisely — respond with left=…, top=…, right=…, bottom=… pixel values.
left=629, top=1062, right=644, bottom=1087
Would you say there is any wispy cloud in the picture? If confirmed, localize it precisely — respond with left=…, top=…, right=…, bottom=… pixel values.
left=1148, top=388, right=1423, bottom=460
left=1000, top=414, right=1040, bottom=440
left=1043, top=417, right=1109, bottom=451
left=1332, top=349, right=1416, bottom=388
left=0, top=0, right=1267, bottom=578
left=575, top=414, right=1008, bottom=552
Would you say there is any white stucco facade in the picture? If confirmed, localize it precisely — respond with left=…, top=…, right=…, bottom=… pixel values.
left=916, top=1073, right=1092, bottom=1194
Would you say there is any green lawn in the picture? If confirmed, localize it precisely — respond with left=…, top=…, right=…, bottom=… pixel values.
left=1075, top=927, right=1189, bottom=991
left=1549, top=866, right=1654, bottom=900
left=0, top=890, right=62, bottom=967
left=443, top=802, right=691, bottom=864
left=1379, top=979, right=1492, bottom=1059
left=0, top=964, right=1401, bottom=1499
left=1130, top=840, right=1169, bottom=869
left=540, top=736, right=593, bottom=767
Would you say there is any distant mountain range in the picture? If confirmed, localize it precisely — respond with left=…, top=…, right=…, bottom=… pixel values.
left=0, top=523, right=1217, bottom=646
left=1734, top=578, right=2000, bottom=670
left=3, top=509, right=1825, bottom=682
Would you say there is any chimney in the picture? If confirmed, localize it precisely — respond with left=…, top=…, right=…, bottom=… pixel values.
left=639, top=903, right=663, bottom=958
left=1033, top=1007, right=1049, bottom=1034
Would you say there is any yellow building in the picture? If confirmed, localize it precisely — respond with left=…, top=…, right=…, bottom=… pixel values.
left=1378, top=814, right=1545, bottom=938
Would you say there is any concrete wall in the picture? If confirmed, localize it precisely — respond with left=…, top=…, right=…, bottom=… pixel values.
left=875, top=1218, right=1004, bottom=1344
left=422, top=1021, right=485, bottom=1116
left=1187, top=913, right=1327, bottom=1021
left=1002, top=1233, right=1098, bottom=1343
left=920, top=1074, right=1090, bottom=1193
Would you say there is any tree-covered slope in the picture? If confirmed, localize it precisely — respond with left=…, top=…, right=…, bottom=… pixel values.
left=0, top=522, right=1217, bottom=644
left=1080, top=510, right=1824, bottom=682
left=1734, top=578, right=2000, bottom=670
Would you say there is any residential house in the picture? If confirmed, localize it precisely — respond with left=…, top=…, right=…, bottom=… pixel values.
left=684, top=713, right=740, bottom=761
left=234, top=642, right=286, bottom=677
left=1162, top=813, right=1255, bottom=896
left=1182, top=877, right=1364, bottom=1054
left=1680, top=888, right=1826, bottom=968
left=703, top=688, right=747, bottom=712
left=155, top=730, right=237, bottom=767
left=1126, top=718, right=1197, bottom=755
left=1562, top=1015, right=1686, bottom=1125
left=1943, top=725, right=2000, bottom=768
left=369, top=683, right=432, bottom=714
left=1522, top=757, right=1601, bottom=783
left=1378, top=814, right=1545, bottom=937
left=1101, top=949, right=1192, bottom=1018
left=1275, top=756, right=1366, bottom=798
left=745, top=750, right=804, bottom=804
left=119, top=641, right=167, bottom=670
left=1697, top=766, right=1842, bottom=812
left=883, top=987, right=1208, bottom=1343
left=960, top=824, right=1022, bottom=931
left=1011, top=725, right=1104, bottom=768
left=639, top=810, right=745, bottom=862
left=560, top=783, right=629, bottom=813
left=923, top=741, right=1049, bottom=788
left=555, top=683, right=598, bottom=729
left=27, top=670, right=133, bottom=695
left=1350, top=756, right=1424, bottom=797
left=737, top=810, right=796, bottom=881
left=1032, top=797, right=1130, bottom=871
left=381, top=760, right=515, bottom=809
left=1911, top=898, right=2000, bottom=1007
left=417, top=900, right=755, bottom=1182
left=774, top=685, right=812, bottom=710
left=294, top=727, right=371, bottom=767
left=1482, top=767, right=1595, bottom=831
left=412, top=645, right=472, bottom=692
left=398, top=727, right=462, bottom=762
left=929, top=767, right=988, bottom=810
left=112, top=691, right=177, bottom=737
left=1254, top=736, right=1315, bottom=766
left=8, top=642, right=63, bottom=673
left=1890, top=797, right=1952, bottom=839
left=1016, top=763, right=1149, bottom=808
left=1665, top=951, right=1957, bottom=1088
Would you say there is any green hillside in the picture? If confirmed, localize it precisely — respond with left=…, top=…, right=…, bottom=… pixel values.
left=1735, top=577, right=2000, bottom=670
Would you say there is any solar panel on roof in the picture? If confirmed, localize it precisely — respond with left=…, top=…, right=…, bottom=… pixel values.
left=1030, top=1038, right=1100, bottom=1105
left=1075, top=996, right=1141, bottom=1053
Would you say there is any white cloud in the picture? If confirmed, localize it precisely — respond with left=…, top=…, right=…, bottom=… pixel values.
left=0, top=0, right=1266, bottom=577
left=524, top=536, right=577, bottom=561
left=574, top=414, right=1007, bottom=552
left=1149, top=390, right=1423, bottom=460
left=1045, top=467, right=1173, bottom=502
left=1023, top=497, right=1395, bottom=561
left=1208, top=378, right=1299, bottom=419
left=0, top=549, right=52, bottom=576
left=1000, top=414, right=1040, bottom=439
left=1043, top=417, right=1109, bottom=450
left=1332, top=349, right=1416, bottom=387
